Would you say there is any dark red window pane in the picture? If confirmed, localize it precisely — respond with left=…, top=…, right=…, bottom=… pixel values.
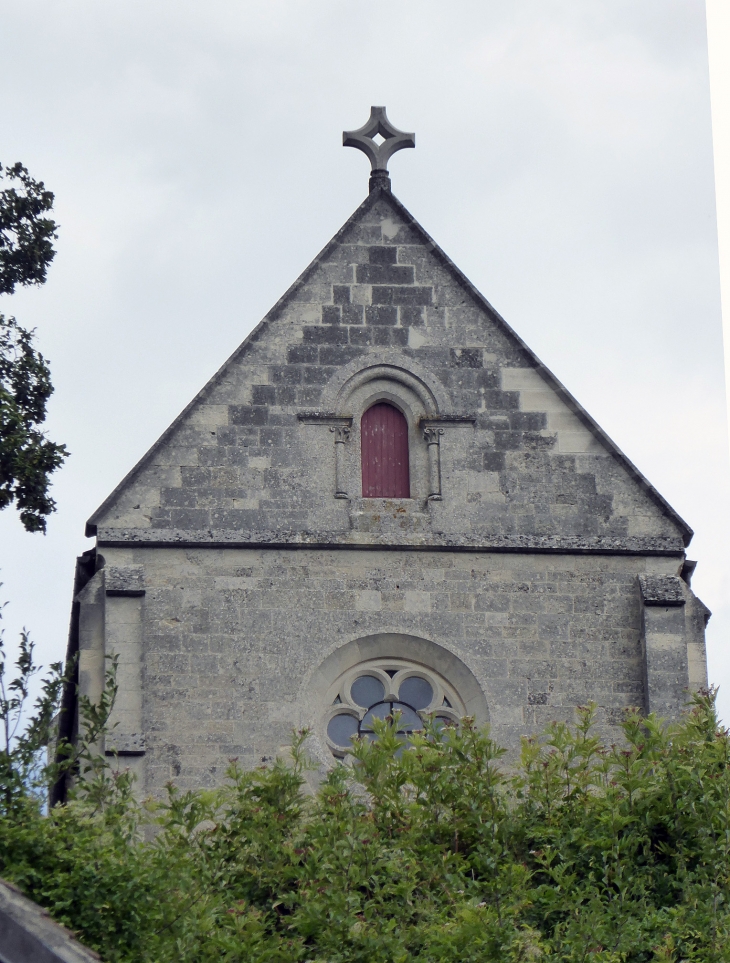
left=361, top=403, right=410, bottom=498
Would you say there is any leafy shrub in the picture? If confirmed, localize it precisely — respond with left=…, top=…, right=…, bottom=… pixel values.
left=1, top=636, right=728, bottom=961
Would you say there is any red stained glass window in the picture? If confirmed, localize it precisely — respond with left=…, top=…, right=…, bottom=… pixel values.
left=361, top=403, right=410, bottom=498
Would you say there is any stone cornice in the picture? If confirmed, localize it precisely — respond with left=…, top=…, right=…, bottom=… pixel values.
left=96, top=528, right=685, bottom=555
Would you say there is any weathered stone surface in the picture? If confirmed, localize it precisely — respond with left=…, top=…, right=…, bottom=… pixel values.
left=105, top=565, right=145, bottom=596
left=85, top=191, right=691, bottom=550
left=65, top=185, right=709, bottom=797
left=95, top=528, right=687, bottom=554
left=72, top=545, right=702, bottom=792
left=638, top=574, right=686, bottom=606
left=105, top=732, right=145, bottom=755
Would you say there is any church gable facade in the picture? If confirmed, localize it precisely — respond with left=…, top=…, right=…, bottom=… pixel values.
left=66, top=113, right=709, bottom=795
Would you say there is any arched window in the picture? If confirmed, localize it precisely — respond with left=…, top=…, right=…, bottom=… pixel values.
left=361, top=402, right=410, bottom=498
left=325, top=658, right=463, bottom=758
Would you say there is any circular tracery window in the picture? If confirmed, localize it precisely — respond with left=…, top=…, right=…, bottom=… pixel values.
left=324, top=658, right=464, bottom=758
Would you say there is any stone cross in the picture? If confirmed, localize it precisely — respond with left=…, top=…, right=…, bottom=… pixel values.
left=343, top=107, right=415, bottom=191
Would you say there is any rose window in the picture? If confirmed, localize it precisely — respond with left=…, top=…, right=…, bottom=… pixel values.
left=324, top=658, right=464, bottom=758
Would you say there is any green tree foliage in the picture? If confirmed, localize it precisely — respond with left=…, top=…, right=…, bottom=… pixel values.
left=0, top=162, right=57, bottom=295
left=1, top=640, right=729, bottom=962
left=0, top=316, right=68, bottom=531
left=0, top=162, right=67, bottom=531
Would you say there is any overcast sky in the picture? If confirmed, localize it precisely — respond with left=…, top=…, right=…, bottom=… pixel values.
left=1, top=1, right=728, bottom=721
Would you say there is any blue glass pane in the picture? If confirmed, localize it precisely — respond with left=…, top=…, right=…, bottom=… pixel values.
left=391, top=703, right=420, bottom=730
left=361, top=703, right=391, bottom=729
left=398, top=676, right=433, bottom=710
left=327, top=713, right=359, bottom=746
left=351, top=675, right=385, bottom=708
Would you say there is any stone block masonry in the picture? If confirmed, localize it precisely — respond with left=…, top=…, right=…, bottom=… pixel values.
left=78, top=545, right=701, bottom=793
left=70, top=184, right=708, bottom=798
left=88, top=193, right=692, bottom=552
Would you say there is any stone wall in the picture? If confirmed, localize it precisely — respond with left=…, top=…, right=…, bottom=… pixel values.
left=76, top=545, right=705, bottom=796
left=72, top=186, right=708, bottom=799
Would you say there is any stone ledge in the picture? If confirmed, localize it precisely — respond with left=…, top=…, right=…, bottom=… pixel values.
left=105, top=732, right=146, bottom=756
left=297, top=412, right=353, bottom=425
left=639, top=574, right=686, bottom=606
left=419, top=414, right=477, bottom=425
left=97, top=528, right=686, bottom=556
left=105, top=566, right=145, bottom=597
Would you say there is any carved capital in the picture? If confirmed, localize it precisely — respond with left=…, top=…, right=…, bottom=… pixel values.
left=423, top=426, right=444, bottom=446
left=330, top=425, right=351, bottom=444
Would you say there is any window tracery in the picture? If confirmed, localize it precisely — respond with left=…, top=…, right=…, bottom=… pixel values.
left=324, top=657, right=463, bottom=758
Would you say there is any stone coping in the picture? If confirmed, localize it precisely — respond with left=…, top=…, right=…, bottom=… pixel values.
left=639, top=574, right=687, bottom=606
left=0, top=877, right=100, bottom=963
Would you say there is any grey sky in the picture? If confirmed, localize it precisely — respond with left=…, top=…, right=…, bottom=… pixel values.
left=1, top=1, right=728, bottom=718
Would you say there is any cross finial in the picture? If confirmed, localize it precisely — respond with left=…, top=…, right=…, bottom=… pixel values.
left=343, top=107, right=415, bottom=192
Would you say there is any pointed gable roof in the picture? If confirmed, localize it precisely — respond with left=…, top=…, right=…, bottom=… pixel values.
left=86, top=187, right=692, bottom=552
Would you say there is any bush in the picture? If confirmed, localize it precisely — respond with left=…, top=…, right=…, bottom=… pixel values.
left=1, top=638, right=728, bottom=961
